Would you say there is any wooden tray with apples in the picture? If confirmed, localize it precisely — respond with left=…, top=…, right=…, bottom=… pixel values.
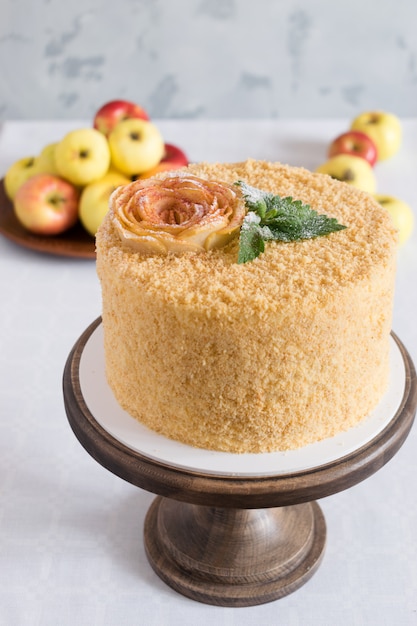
left=0, top=100, right=189, bottom=258
left=0, top=178, right=96, bottom=258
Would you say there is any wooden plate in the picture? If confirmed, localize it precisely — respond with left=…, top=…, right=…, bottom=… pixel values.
left=0, top=179, right=96, bottom=259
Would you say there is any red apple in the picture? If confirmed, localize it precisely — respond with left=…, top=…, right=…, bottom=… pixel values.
left=14, top=173, right=79, bottom=235
left=161, top=143, right=189, bottom=167
left=93, top=100, right=149, bottom=136
left=140, top=143, right=189, bottom=179
left=328, top=130, right=378, bottom=166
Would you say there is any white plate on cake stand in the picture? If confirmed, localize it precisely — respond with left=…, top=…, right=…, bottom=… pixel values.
left=78, top=323, right=406, bottom=477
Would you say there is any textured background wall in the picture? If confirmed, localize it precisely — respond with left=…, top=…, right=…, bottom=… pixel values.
left=0, top=0, right=416, bottom=121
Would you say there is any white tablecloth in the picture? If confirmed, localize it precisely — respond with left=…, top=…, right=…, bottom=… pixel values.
left=1, top=119, right=416, bottom=626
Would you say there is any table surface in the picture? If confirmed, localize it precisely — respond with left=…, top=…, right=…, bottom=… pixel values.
left=0, top=119, right=416, bottom=626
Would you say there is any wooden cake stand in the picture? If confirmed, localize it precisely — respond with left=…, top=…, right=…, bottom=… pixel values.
left=63, top=317, right=417, bottom=607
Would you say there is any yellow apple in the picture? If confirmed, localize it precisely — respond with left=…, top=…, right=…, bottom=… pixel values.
left=4, top=156, right=41, bottom=200
left=78, top=171, right=130, bottom=236
left=374, top=194, right=414, bottom=246
left=108, top=118, right=165, bottom=176
left=55, top=128, right=111, bottom=186
left=351, top=111, right=402, bottom=161
left=36, top=142, right=59, bottom=176
left=315, top=154, right=376, bottom=194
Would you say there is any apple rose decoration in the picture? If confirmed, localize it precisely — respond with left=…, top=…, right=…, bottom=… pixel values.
left=110, top=174, right=246, bottom=255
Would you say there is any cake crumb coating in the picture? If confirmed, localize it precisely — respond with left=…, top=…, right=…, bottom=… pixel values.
left=96, top=159, right=397, bottom=453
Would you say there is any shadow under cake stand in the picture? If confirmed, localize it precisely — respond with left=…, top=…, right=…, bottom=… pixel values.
left=63, top=317, right=417, bottom=607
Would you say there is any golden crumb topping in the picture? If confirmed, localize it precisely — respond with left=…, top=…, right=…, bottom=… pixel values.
left=97, top=160, right=397, bottom=316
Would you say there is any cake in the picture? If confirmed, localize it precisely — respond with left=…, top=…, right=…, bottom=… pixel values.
left=96, top=159, right=397, bottom=453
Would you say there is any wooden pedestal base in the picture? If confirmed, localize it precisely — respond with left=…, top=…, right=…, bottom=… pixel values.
left=63, top=318, right=416, bottom=607
left=144, top=497, right=326, bottom=607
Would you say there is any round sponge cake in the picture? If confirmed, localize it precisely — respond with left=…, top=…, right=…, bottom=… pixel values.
left=96, top=159, right=397, bottom=453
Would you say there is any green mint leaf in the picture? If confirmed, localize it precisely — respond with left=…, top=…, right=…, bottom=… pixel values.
left=235, top=180, right=276, bottom=216
left=262, top=196, right=347, bottom=242
left=235, top=180, right=347, bottom=263
left=238, top=214, right=266, bottom=264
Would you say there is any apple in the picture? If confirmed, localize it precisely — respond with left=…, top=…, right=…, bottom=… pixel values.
left=36, top=142, right=59, bottom=176
left=315, top=154, right=376, bottom=194
left=350, top=111, right=402, bottom=161
left=161, top=143, right=189, bottom=167
left=328, top=130, right=378, bottom=166
left=93, top=99, right=149, bottom=136
left=4, top=156, right=41, bottom=200
left=140, top=142, right=189, bottom=179
left=108, top=118, right=165, bottom=176
left=79, top=171, right=130, bottom=236
left=13, top=174, right=79, bottom=235
left=374, top=194, right=414, bottom=246
left=55, top=128, right=111, bottom=186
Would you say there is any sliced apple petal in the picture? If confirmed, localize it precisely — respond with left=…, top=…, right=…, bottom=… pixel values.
left=204, top=227, right=241, bottom=251
left=110, top=174, right=246, bottom=255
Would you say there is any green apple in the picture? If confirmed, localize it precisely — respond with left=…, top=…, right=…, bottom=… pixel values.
left=108, top=118, right=165, bottom=176
left=55, top=128, right=111, bottom=186
left=79, top=171, right=130, bottom=236
left=4, top=156, right=41, bottom=200
left=36, top=142, right=59, bottom=176
left=351, top=111, right=402, bottom=161
left=315, top=154, right=376, bottom=194
left=374, top=194, right=414, bottom=246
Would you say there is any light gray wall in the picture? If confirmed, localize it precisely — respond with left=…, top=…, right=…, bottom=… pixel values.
left=1, top=0, right=416, bottom=121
